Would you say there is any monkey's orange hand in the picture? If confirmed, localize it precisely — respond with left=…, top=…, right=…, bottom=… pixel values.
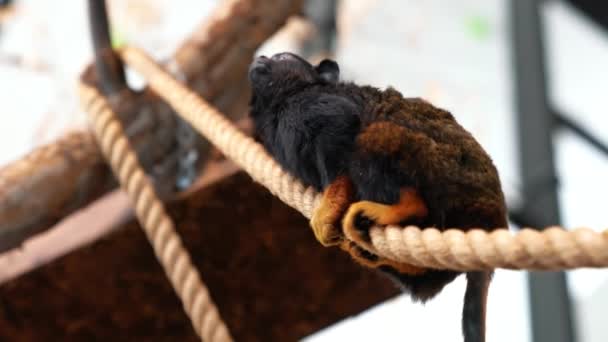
left=310, top=175, right=354, bottom=246
left=341, top=187, right=429, bottom=275
left=343, top=187, right=428, bottom=249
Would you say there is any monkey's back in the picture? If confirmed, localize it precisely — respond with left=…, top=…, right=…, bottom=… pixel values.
left=341, top=85, right=507, bottom=231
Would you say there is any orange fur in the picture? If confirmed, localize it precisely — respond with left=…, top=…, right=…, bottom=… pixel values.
left=340, top=187, right=429, bottom=276
left=310, top=175, right=354, bottom=246
left=343, top=187, right=428, bottom=246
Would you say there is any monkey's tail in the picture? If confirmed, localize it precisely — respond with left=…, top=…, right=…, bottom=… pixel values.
left=462, top=271, right=492, bottom=342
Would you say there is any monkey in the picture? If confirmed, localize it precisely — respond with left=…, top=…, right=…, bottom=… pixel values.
left=248, top=52, right=507, bottom=342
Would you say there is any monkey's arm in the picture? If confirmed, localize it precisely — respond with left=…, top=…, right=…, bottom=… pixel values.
left=300, top=94, right=361, bottom=246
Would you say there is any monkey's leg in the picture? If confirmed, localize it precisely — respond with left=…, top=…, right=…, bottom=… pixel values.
left=462, top=271, right=491, bottom=342
left=310, top=175, right=354, bottom=246
left=343, top=187, right=428, bottom=247
left=340, top=241, right=427, bottom=275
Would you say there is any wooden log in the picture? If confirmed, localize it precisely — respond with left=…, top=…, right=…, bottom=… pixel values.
left=0, top=0, right=304, bottom=252
left=0, top=172, right=398, bottom=341
left=0, top=89, right=177, bottom=253
left=0, top=132, right=111, bottom=253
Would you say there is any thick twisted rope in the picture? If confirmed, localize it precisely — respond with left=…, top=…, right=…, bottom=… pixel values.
left=79, top=84, right=233, bottom=342
left=118, top=46, right=608, bottom=272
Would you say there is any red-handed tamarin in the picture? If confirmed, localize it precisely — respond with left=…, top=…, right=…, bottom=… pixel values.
left=248, top=52, right=507, bottom=342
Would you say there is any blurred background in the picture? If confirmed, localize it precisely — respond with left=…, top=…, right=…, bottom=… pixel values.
left=0, top=0, right=607, bottom=341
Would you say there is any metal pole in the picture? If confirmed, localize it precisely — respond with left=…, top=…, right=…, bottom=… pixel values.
left=554, top=111, right=608, bottom=157
left=509, top=1, right=577, bottom=341
left=87, top=0, right=126, bottom=95
left=301, top=0, right=337, bottom=57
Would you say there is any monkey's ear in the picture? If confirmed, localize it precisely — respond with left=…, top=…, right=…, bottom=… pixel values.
left=316, top=59, right=340, bottom=83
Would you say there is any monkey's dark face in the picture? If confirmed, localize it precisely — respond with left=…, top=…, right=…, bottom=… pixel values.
left=248, top=52, right=339, bottom=102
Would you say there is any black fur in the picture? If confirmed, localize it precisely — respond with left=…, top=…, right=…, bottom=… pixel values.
left=462, top=271, right=492, bottom=342
left=249, top=53, right=360, bottom=190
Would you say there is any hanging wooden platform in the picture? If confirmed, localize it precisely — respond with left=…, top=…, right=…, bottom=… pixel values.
left=0, top=172, right=399, bottom=341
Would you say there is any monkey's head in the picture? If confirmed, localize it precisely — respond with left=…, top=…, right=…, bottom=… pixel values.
left=248, top=52, right=339, bottom=105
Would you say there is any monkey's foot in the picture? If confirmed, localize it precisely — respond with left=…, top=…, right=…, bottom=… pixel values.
left=343, top=187, right=428, bottom=248
left=340, top=241, right=427, bottom=275
left=310, top=175, right=354, bottom=246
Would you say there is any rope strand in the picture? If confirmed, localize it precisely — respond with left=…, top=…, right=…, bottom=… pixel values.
left=80, top=84, right=233, bottom=341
